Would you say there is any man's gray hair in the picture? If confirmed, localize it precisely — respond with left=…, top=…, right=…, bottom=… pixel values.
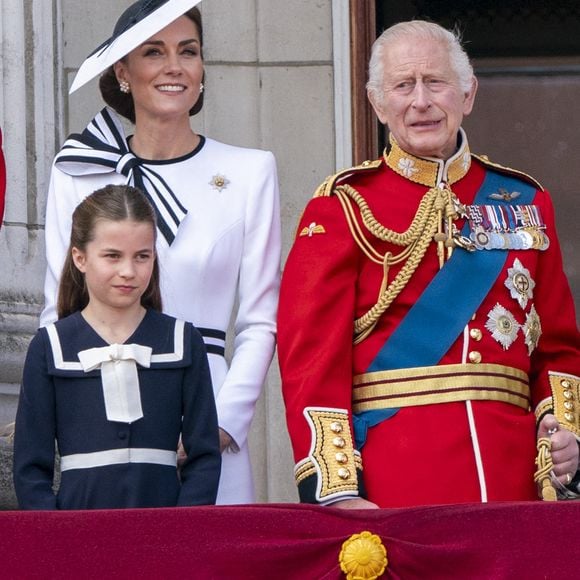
left=367, top=20, right=474, bottom=103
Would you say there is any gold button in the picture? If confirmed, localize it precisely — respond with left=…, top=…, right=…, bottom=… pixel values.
left=335, top=452, right=348, bottom=464
left=565, top=412, right=574, bottom=423
left=337, top=468, right=351, bottom=480
left=330, top=422, right=343, bottom=434
left=564, top=390, right=573, bottom=400
left=470, top=328, right=483, bottom=341
left=561, top=380, right=571, bottom=389
left=468, top=351, right=482, bottom=364
left=361, top=160, right=371, bottom=167
left=564, top=401, right=574, bottom=411
left=332, top=437, right=346, bottom=448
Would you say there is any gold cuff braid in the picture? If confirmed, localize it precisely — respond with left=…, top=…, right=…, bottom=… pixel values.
left=302, top=407, right=359, bottom=501
left=549, top=372, right=580, bottom=437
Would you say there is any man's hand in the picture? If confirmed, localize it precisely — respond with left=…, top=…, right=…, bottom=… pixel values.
left=538, top=414, right=579, bottom=486
left=330, top=498, right=379, bottom=510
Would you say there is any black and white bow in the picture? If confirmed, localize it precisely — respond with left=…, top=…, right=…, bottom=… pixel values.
left=55, top=107, right=188, bottom=245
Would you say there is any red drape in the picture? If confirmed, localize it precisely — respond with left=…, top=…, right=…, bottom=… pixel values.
left=1, top=502, right=578, bottom=579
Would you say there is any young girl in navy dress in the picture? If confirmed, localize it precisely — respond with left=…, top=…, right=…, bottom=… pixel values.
left=13, top=184, right=221, bottom=509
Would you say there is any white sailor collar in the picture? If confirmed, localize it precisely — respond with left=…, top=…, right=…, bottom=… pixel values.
left=43, top=310, right=191, bottom=377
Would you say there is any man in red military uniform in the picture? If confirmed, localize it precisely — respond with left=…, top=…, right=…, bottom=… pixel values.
left=0, top=128, right=5, bottom=227
left=278, top=20, right=580, bottom=508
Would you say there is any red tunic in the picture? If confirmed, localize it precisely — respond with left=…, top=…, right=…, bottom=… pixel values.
left=278, top=135, right=580, bottom=507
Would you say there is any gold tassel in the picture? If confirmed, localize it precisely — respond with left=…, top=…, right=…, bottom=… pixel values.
left=534, top=437, right=557, bottom=501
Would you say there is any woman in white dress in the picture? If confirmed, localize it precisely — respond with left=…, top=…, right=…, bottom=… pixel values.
left=41, top=0, right=281, bottom=504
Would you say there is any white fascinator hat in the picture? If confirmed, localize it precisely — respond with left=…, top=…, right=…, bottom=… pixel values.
left=69, top=0, right=203, bottom=94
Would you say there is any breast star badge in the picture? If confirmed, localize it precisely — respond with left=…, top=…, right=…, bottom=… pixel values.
left=523, top=305, right=542, bottom=355
left=299, top=222, right=326, bottom=237
left=485, top=303, right=520, bottom=350
left=209, top=174, right=230, bottom=192
left=505, top=258, right=535, bottom=309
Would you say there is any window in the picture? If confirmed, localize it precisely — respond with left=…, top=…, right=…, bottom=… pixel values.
left=351, top=1, right=580, bottom=161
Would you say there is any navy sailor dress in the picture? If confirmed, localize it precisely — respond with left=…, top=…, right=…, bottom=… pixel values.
left=13, top=309, right=221, bottom=509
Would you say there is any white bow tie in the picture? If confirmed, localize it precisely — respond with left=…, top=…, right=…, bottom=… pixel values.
left=78, top=343, right=153, bottom=424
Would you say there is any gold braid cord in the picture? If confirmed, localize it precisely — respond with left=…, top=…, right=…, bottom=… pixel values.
left=334, top=183, right=456, bottom=343
left=534, top=437, right=557, bottom=501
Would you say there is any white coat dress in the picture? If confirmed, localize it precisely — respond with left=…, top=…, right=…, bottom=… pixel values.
left=41, top=109, right=281, bottom=504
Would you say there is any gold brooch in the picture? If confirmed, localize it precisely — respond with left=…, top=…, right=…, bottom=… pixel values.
left=299, top=222, right=326, bottom=237
left=339, top=531, right=387, bottom=580
left=209, top=174, right=230, bottom=192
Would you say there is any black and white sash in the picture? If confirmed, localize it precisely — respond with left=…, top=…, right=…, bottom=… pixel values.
left=55, top=107, right=188, bottom=245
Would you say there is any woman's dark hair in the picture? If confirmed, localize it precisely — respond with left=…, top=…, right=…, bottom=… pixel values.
left=57, top=184, right=162, bottom=319
left=99, top=8, right=204, bottom=124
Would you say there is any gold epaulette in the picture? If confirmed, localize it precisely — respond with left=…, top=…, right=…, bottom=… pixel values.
left=313, top=159, right=383, bottom=198
left=473, top=154, right=544, bottom=192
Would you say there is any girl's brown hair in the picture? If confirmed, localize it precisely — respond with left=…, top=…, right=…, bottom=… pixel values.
left=57, top=184, right=162, bottom=319
left=99, top=8, right=204, bottom=124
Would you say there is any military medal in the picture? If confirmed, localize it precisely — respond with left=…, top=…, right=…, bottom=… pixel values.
left=519, top=230, right=534, bottom=250
left=466, top=203, right=549, bottom=252
left=523, top=305, right=542, bottom=355
left=473, top=227, right=490, bottom=249
left=505, top=258, right=535, bottom=309
left=485, top=303, right=520, bottom=350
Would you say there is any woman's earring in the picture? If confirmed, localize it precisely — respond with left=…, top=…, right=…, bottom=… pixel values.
left=119, top=80, right=131, bottom=94
left=199, top=82, right=204, bottom=93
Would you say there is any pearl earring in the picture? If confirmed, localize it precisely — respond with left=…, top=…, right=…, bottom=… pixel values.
left=119, top=80, right=131, bottom=94
left=200, top=82, right=204, bottom=93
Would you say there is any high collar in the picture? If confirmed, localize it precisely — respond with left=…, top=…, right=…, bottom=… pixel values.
left=384, top=128, right=471, bottom=187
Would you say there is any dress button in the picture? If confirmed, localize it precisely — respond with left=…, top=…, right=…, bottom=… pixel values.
left=330, top=421, right=343, bottom=434
left=470, top=328, right=483, bottom=341
left=118, top=431, right=128, bottom=440
left=337, top=468, right=351, bottom=480
left=468, top=351, right=482, bottom=364
left=332, top=437, right=346, bottom=448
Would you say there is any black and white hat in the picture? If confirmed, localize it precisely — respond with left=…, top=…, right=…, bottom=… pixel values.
left=70, top=0, right=203, bottom=94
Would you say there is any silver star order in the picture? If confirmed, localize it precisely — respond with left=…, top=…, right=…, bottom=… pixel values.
left=505, top=258, right=535, bottom=309
left=485, top=303, right=520, bottom=350
left=523, top=305, right=542, bottom=355
left=209, top=174, right=230, bottom=192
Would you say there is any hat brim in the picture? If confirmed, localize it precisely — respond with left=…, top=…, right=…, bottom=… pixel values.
left=69, top=0, right=203, bottom=94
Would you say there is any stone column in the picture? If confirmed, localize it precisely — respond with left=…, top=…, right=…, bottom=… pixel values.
left=0, top=0, right=59, bottom=437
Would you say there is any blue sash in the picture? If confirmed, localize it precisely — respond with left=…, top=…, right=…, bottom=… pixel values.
left=353, top=170, right=537, bottom=448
